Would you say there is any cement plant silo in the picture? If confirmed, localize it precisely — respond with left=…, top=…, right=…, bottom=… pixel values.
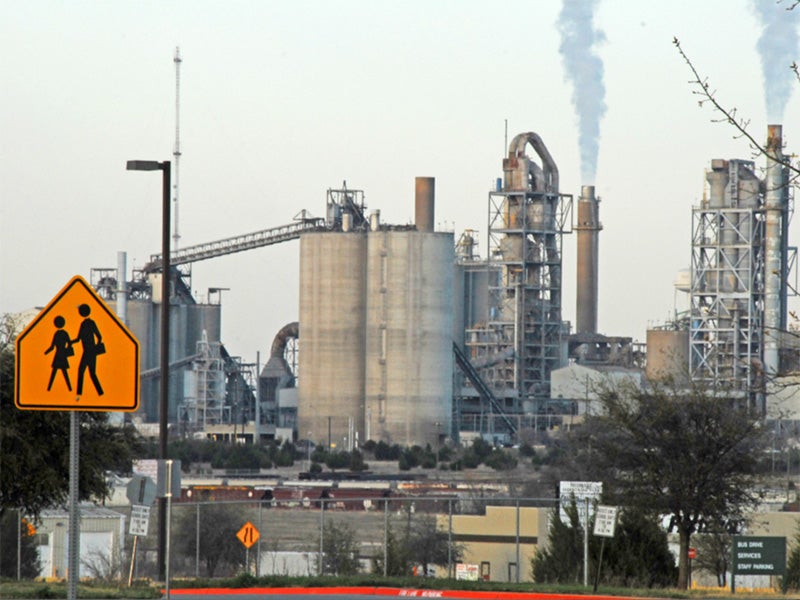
left=646, top=328, right=690, bottom=384
left=297, top=178, right=455, bottom=449
left=297, top=232, right=367, bottom=449
left=364, top=229, right=455, bottom=447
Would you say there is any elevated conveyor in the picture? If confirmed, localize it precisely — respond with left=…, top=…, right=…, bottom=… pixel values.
left=143, top=216, right=325, bottom=273
left=453, top=342, right=517, bottom=434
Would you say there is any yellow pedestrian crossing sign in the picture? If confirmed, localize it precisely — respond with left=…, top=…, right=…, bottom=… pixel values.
left=15, top=275, right=140, bottom=411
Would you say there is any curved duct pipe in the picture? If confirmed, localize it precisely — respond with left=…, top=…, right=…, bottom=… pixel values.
left=508, top=132, right=560, bottom=193
left=271, top=321, right=299, bottom=359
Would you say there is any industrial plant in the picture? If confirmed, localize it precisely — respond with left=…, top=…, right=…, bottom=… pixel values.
left=83, top=124, right=797, bottom=449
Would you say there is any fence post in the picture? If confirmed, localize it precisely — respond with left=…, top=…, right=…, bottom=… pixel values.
left=515, top=500, right=520, bottom=583
left=195, top=503, right=200, bottom=578
left=383, top=497, right=388, bottom=577
left=318, top=498, right=325, bottom=575
left=447, top=499, right=453, bottom=579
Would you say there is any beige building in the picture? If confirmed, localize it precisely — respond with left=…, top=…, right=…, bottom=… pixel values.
left=437, top=505, right=549, bottom=583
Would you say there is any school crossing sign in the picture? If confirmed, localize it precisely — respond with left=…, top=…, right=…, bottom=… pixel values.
left=15, top=275, right=140, bottom=411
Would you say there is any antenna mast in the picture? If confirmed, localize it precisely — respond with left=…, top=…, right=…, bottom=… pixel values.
left=173, top=46, right=182, bottom=249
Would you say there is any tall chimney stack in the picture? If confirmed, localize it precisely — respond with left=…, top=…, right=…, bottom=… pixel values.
left=576, top=185, right=602, bottom=334
left=764, top=124, right=784, bottom=376
left=415, top=177, right=435, bottom=232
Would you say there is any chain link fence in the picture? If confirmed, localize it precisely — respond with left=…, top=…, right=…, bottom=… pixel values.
left=105, top=495, right=557, bottom=581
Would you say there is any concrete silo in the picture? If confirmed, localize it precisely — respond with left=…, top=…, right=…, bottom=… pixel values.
left=297, top=178, right=454, bottom=449
left=297, top=232, right=367, bottom=449
left=364, top=228, right=454, bottom=446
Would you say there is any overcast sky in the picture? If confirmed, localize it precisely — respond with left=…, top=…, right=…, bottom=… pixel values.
left=2, top=1, right=799, bottom=364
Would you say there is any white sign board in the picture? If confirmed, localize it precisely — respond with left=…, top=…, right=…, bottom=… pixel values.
left=129, top=504, right=151, bottom=536
left=456, top=563, right=480, bottom=581
left=559, top=481, right=602, bottom=526
left=593, top=505, right=619, bottom=538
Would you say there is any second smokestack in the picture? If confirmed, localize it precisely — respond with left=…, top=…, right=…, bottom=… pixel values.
left=415, top=177, right=435, bottom=232
left=576, top=185, right=601, bottom=334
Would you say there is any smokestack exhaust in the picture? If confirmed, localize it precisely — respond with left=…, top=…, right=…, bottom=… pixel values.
left=576, top=185, right=601, bottom=334
left=764, top=124, right=784, bottom=375
left=415, top=177, right=435, bottom=232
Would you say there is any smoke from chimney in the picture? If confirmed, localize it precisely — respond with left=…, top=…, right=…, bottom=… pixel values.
left=751, top=0, right=799, bottom=122
left=558, top=0, right=607, bottom=184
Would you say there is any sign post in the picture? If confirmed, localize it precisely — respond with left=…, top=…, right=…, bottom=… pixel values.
left=592, top=505, right=619, bottom=592
left=237, top=521, right=260, bottom=575
left=731, top=535, right=786, bottom=593
left=14, top=275, right=140, bottom=600
left=126, top=475, right=157, bottom=585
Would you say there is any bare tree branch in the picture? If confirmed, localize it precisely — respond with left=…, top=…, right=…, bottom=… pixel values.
left=673, top=37, right=800, bottom=179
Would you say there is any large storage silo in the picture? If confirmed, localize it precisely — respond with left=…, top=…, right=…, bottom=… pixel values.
left=297, top=232, right=367, bottom=448
left=646, top=328, right=690, bottom=384
left=364, top=230, right=454, bottom=446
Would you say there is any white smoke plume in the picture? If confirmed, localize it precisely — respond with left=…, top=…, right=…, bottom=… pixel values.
left=558, top=0, right=607, bottom=184
left=751, top=0, right=799, bottom=122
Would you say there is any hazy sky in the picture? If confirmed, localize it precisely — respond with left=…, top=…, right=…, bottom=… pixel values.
left=2, top=1, right=799, bottom=365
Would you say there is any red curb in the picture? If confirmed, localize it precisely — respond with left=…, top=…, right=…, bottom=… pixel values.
left=165, top=587, right=649, bottom=600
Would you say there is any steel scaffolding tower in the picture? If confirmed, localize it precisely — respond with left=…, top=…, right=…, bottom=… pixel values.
left=466, top=132, right=572, bottom=410
left=690, top=159, right=765, bottom=392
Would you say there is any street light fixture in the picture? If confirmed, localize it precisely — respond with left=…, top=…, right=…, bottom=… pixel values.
left=126, top=159, right=171, bottom=582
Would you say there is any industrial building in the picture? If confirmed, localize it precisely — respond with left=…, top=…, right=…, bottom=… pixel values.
left=78, top=124, right=796, bottom=448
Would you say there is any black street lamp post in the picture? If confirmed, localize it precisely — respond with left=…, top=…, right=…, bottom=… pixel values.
left=126, top=160, right=171, bottom=581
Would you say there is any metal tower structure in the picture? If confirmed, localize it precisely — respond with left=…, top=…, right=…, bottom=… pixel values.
left=690, top=159, right=765, bottom=393
left=180, top=331, right=226, bottom=429
left=173, top=46, right=182, bottom=249
left=466, top=132, right=572, bottom=411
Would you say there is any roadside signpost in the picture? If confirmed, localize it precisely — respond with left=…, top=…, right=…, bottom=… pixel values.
left=15, top=275, right=140, bottom=411
left=591, top=505, right=619, bottom=592
left=731, top=535, right=786, bottom=593
left=14, top=275, right=140, bottom=600
left=559, top=481, right=602, bottom=587
left=126, top=475, right=157, bottom=585
left=237, top=521, right=260, bottom=574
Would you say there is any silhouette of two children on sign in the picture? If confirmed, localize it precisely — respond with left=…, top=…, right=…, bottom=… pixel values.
left=44, top=304, right=105, bottom=397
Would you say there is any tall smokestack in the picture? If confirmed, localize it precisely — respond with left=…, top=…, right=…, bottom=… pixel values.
left=576, top=185, right=601, bottom=334
left=763, top=124, right=784, bottom=376
left=415, top=177, right=435, bottom=232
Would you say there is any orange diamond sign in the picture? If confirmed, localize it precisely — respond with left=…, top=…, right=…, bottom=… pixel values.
left=236, top=521, right=260, bottom=548
left=15, top=275, right=140, bottom=411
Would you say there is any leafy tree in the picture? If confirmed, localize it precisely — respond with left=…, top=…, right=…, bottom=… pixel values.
left=319, top=519, right=360, bottom=576
left=532, top=501, right=676, bottom=588
left=373, top=441, right=401, bottom=460
left=532, top=500, right=584, bottom=584
left=0, top=316, right=142, bottom=518
left=172, top=503, right=245, bottom=577
left=483, top=448, right=518, bottom=471
left=325, top=450, right=350, bottom=471
left=372, top=514, right=461, bottom=577
left=349, top=449, right=368, bottom=472
left=406, top=514, right=461, bottom=576
left=601, top=506, right=677, bottom=588
left=560, top=379, right=767, bottom=589
left=0, top=511, right=40, bottom=578
left=371, top=524, right=410, bottom=576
